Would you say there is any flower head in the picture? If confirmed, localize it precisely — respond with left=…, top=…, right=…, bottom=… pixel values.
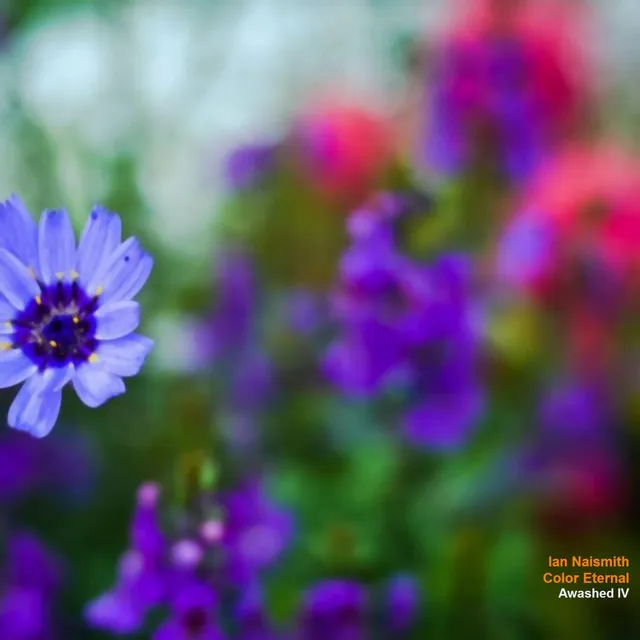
left=0, top=195, right=153, bottom=437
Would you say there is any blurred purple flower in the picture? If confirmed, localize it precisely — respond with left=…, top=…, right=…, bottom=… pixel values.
left=386, top=574, right=420, bottom=633
left=539, top=381, right=608, bottom=444
left=154, top=577, right=224, bottom=640
left=5, top=532, right=63, bottom=595
left=219, top=479, right=294, bottom=586
left=85, top=483, right=167, bottom=634
left=0, top=532, right=62, bottom=640
left=224, top=143, right=278, bottom=191
left=496, top=210, right=556, bottom=291
left=286, top=290, right=326, bottom=336
left=0, top=429, right=97, bottom=503
left=346, top=193, right=407, bottom=243
left=323, top=319, right=404, bottom=397
left=0, top=432, right=41, bottom=501
left=235, top=583, right=280, bottom=640
left=327, top=201, right=484, bottom=448
left=298, top=580, right=367, bottom=640
left=209, top=250, right=257, bottom=360
left=230, top=349, right=274, bottom=410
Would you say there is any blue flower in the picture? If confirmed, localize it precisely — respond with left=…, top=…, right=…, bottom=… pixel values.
left=0, top=195, right=153, bottom=437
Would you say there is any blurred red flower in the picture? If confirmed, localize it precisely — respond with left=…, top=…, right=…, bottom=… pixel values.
left=497, top=144, right=640, bottom=372
left=294, top=102, right=393, bottom=205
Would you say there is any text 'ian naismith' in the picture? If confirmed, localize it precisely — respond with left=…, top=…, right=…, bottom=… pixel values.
left=548, top=556, right=629, bottom=568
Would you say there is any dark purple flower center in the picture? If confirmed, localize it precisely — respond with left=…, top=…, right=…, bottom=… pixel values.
left=9, top=280, right=99, bottom=370
left=182, top=607, right=208, bottom=636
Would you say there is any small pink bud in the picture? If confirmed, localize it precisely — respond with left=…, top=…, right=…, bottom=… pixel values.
left=137, top=482, right=160, bottom=507
left=172, top=539, right=203, bottom=568
left=200, top=519, right=224, bottom=545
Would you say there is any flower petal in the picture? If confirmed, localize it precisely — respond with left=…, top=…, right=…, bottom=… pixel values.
left=94, top=301, right=140, bottom=340
left=88, top=237, right=152, bottom=302
left=8, top=374, right=63, bottom=438
left=96, top=334, right=154, bottom=377
left=0, top=194, right=39, bottom=272
left=84, top=590, right=145, bottom=635
left=8, top=369, right=64, bottom=438
left=402, top=387, right=484, bottom=450
left=38, top=209, right=77, bottom=284
left=0, top=249, right=41, bottom=311
left=0, top=348, right=37, bottom=389
left=0, top=294, right=16, bottom=333
left=73, top=363, right=125, bottom=408
left=102, top=254, right=153, bottom=306
left=76, top=206, right=122, bottom=285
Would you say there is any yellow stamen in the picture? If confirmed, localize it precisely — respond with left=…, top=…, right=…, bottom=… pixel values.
left=95, top=286, right=104, bottom=296
left=35, top=296, right=42, bottom=305
left=49, top=340, right=58, bottom=348
left=71, top=270, right=79, bottom=280
left=73, top=316, right=80, bottom=324
left=88, top=353, right=99, bottom=364
left=4, top=321, right=12, bottom=329
left=0, top=342, right=12, bottom=351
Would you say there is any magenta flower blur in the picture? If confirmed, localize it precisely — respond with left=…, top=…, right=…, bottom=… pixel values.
left=0, top=195, right=153, bottom=438
left=422, top=1, right=586, bottom=182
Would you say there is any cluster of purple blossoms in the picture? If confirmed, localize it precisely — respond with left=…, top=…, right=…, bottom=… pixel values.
left=86, top=480, right=292, bottom=638
left=324, top=193, right=484, bottom=449
left=0, top=532, right=63, bottom=639
left=85, top=480, right=423, bottom=638
left=0, top=195, right=154, bottom=438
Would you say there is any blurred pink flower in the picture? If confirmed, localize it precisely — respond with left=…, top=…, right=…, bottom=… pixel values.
left=497, top=144, right=640, bottom=371
left=294, top=102, right=393, bottom=205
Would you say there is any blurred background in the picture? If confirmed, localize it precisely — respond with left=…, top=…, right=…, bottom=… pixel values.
left=0, top=0, right=639, bottom=637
